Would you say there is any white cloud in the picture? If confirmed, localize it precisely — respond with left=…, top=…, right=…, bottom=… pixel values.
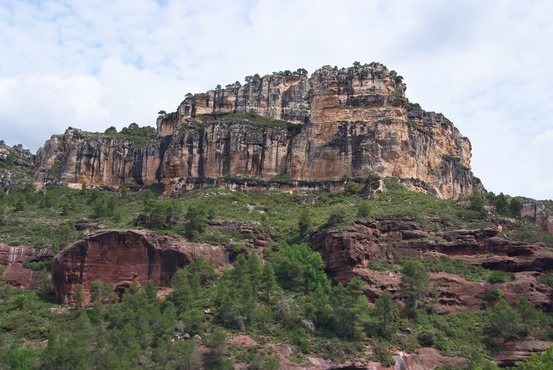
left=0, top=0, right=552, bottom=199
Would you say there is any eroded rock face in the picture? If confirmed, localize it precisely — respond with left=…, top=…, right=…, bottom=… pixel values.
left=308, top=218, right=553, bottom=312
left=34, top=63, right=481, bottom=199
left=0, top=243, right=52, bottom=289
left=523, top=201, right=553, bottom=234
left=51, top=230, right=227, bottom=305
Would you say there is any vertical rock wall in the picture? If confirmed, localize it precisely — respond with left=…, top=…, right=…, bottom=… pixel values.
left=34, top=63, right=481, bottom=199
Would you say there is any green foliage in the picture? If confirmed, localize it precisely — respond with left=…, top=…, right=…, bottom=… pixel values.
left=510, top=198, right=523, bottom=218
left=357, top=200, right=373, bottom=219
left=297, top=209, right=312, bottom=234
left=514, top=345, right=553, bottom=369
left=22, top=259, right=51, bottom=271
left=270, top=243, right=331, bottom=294
left=345, top=181, right=360, bottom=195
left=488, top=299, right=532, bottom=341
left=144, top=198, right=184, bottom=230
left=538, top=271, right=553, bottom=288
left=183, top=204, right=210, bottom=238
left=468, top=191, right=486, bottom=213
left=89, top=279, right=103, bottom=303
left=73, top=284, right=85, bottom=308
left=323, top=209, right=348, bottom=229
left=417, top=327, right=438, bottom=347
left=487, top=270, right=509, bottom=283
left=400, top=259, right=430, bottom=320
left=419, top=255, right=494, bottom=282
left=98, top=122, right=157, bottom=147
left=493, top=192, right=510, bottom=216
left=385, top=181, right=406, bottom=191
left=330, top=277, right=371, bottom=340
left=373, top=292, right=400, bottom=341
left=3, top=164, right=553, bottom=367
left=270, top=173, right=293, bottom=181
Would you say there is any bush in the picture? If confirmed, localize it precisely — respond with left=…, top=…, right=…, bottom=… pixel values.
left=418, top=328, right=437, bottom=347
left=345, top=182, right=360, bottom=195
left=487, top=270, right=509, bottom=284
left=270, top=173, right=293, bottom=181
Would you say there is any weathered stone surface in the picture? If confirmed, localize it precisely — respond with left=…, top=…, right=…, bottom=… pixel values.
left=393, top=348, right=466, bottom=370
left=0, top=141, right=34, bottom=191
left=493, top=341, right=553, bottom=367
left=308, top=218, right=553, bottom=312
left=0, top=243, right=52, bottom=289
left=523, top=201, right=553, bottom=234
left=51, top=229, right=227, bottom=305
left=34, top=63, right=481, bottom=199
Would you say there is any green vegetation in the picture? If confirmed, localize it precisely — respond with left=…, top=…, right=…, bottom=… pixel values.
left=98, top=122, right=157, bottom=147
left=1, top=170, right=553, bottom=367
left=205, top=109, right=302, bottom=132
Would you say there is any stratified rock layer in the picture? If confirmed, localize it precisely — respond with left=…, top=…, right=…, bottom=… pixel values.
left=309, top=218, right=553, bottom=313
left=51, top=229, right=226, bottom=305
left=0, top=243, right=52, bottom=289
left=34, top=63, right=481, bottom=199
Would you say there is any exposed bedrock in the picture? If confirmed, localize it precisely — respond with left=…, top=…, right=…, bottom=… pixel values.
left=51, top=229, right=227, bottom=305
left=308, top=218, right=553, bottom=313
left=34, top=63, right=481, bottom=199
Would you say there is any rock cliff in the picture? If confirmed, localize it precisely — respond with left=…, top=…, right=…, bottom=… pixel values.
left=309, top=218, right=553, bottom=313
left=0, top=243, right=52, bottom=289
left=51, top=229, right=227, bottom=305
left=34, top=63, right=481, bottom=199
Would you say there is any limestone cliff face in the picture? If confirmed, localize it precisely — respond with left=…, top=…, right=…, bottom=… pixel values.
left=34, top=63, right=480, bottom=199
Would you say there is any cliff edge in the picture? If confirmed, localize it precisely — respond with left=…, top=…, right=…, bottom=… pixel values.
left=34, top=63, right=481, bottom=199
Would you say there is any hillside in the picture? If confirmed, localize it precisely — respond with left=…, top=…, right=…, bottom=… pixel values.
left=1, top=63, right=553, bottom=369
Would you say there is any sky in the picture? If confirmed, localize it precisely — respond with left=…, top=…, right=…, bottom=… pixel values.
left=0, top=0, right=552, bottom=200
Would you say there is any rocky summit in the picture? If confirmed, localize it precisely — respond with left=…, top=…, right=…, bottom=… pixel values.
left=34, top=63, right=481, bottom=199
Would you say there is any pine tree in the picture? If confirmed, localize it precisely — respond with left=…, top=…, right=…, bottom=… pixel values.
left=246, top=253, right=263, bottom=295
left=73, top=283, right=85, bottom=308
left=374, top=292, right=400, bottom=340
left=89, top=279, right=103, bottom=302
left=331, top=277, right=371, bottom=340
left=400, top=259, right=430, bottom=320
left=260, top=262, right=278, bottom=302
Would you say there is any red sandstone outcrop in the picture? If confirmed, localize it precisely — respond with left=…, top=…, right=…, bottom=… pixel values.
left=51, top=229, right=227, bottom=305
left=308, top=218, right=553, bottom=312
left=0, top=243, right=52, bottom=289
left=493, top=340, right=553, bottom=367
left=34, top=63, right=481, bottom=199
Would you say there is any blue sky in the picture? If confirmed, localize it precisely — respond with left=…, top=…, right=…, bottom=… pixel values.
left=1, top=0, right=552, bottom=199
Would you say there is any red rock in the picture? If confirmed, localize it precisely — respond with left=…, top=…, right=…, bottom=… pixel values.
left=308, top=219, right=553, bottom=312
left=0, top=243, right=52, bottom=289
left=493, top=341, right=553, bottom=367
left=51, top=229, right=227, bottom=305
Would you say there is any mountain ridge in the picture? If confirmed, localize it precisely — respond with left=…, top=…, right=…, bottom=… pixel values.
left=33, top=62, right=481, bottom=199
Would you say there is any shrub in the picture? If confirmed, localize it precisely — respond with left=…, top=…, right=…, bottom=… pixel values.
left=345, top=181, right=360, bottom=195
left=270, top=173, right=293, bottom=181
left=418, top=328, right=437, bottom=347
left=487, top=270, right=508, bottom=284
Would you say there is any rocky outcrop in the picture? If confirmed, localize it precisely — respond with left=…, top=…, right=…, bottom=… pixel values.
left=51, top=229, right=227, bottom=305
left=0, top=141, right=34, bottom=191
left=522, top=201, right=553, bottom=234
left=0, top=243, right=52, bottom=289
left=308, top=218, right=553, bottom=312
left=493, top=341, right=553, bottom=367
left=34, top=63, right=481, bottom=199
